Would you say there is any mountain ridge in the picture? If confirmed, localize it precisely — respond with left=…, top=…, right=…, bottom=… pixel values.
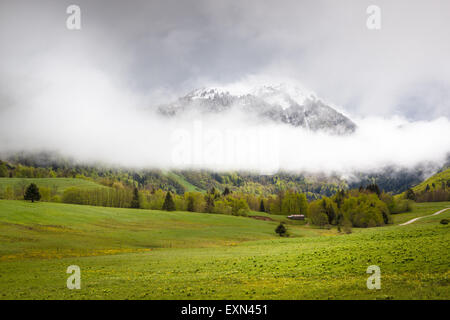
left=158, top=84, right=357, bottom=135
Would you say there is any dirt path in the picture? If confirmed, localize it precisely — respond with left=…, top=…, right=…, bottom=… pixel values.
left=399, top=207, right=450, bottom=226
left=249, top=215, right=274, bottom=221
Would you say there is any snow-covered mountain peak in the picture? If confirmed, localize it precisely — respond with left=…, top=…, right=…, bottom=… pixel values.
left=159, top=83, right=356, bottom=135
left=186, top=87, right=231, bottom=100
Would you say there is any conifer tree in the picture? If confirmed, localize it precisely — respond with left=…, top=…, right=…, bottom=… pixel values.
left=275, top=223, right=287, bottom=237
left=222, top=187, right=231, bottom=197
left=130, top=187, right=140, bottom=208
left=259, top=199, right=265, bottom=212
left=24, top=183, right=41, bottom=203
left=204, top=193, right=215, bottom=213
left=405, top=188, right=416, bottom=201
left=366, top=184, right=381, bottom=197
left=162, top=191, right=176, bottom=211
left=187, top=195, right=195, bottom=212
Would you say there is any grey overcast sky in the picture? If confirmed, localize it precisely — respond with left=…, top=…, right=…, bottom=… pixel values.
left=0, top=0, right=449, bottom=120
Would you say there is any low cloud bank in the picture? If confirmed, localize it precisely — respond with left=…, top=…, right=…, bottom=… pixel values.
left=0, top=50, right=449, bottom=174
left=0, top=68, right=449, bottom=174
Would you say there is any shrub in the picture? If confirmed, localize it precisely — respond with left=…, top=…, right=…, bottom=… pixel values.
left=380, top=193, right=413, bottom=214
left=213, top=200, right=232, bottom=215
left=440, top=219, right=449, bottom=225
left=39, top=187, right=52, bottom=202
left=343, top=220, right=352, bottom=234
left=390, top=199, right=413, bottom=214
left=51, top=195, right=61, bottom=203
left=275, top=223, right=288, bottom=237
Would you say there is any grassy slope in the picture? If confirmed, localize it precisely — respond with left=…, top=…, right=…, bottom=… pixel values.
left=392, top=202, right=450, bottom=225
left=0, top=178, right=107, bottom=194
left=0, top=200, right=449, bottom=299
left=0, top=200, right=321, bottom=260
left=165, top=172, right=205, bottom=193
left=411, top=168, right=450, bottom=193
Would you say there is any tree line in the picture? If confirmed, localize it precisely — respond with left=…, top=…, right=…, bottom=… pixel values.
left=404, top=181, right=450, bottom=202
left=2, top=178, right=416, bottom=232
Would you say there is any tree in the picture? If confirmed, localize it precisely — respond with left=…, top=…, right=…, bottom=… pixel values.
left=298, top=193, right=308, bottom=215
left=365, top=184, right=381, bottom=197
left=187, top=195, right=195, bottom=212
left=425, top=184, right=431, bottom=192
left=259, top=199, right=265, bottom=212
left=341, top=193, right=390, bottom=227
left=270, top=190, right=285, bottom=214
left=275, top=223, right=288, bottom=237
left=130, top=187, right=140, bottom=208
left=333, top=189, right=346, bottom=209
left=309, top=208, right=329, bottom=227
left=162, top=191, right=176, bottom=211
left=184, top=192, right=205, bottom=212
left=204, top=193, right=215, bottom=213
left=209, top=187, right=217, bottom=198
left=319, top=197, right=338, bottom=225
left=0, top=162, right=8, bottom=177
left=222, top=187, right=231, bottom=197
left=228, top=198, right=249, bottom=216
left=213, top=199, right=232, bottom=215
left=405, top=188, right=416, bottom=201
left=24, top=183, right=41, bottom=202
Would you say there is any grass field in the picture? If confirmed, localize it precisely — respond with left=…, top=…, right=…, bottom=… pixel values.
left=392, top=202, right=450, bottom=224
left=0, top=178, right=107, bottom=195
left=0, top=200, right=448, bottom=299
left=164, top=171, right=205, bottom=193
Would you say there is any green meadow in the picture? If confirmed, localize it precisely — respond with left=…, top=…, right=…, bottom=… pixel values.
left=0, top=200, right=448, bottom=300
left=0, top=178, right=107, bottom=194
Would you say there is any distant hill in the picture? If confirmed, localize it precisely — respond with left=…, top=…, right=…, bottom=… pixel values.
left=0, top=152, right=440, bottom=198
left=347, top=166, right=429, bottom=195
left=408, top=167, right=450, bottom=193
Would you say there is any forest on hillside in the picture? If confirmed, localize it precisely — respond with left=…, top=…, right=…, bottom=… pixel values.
left=2, top=153, right=449, bottom=230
